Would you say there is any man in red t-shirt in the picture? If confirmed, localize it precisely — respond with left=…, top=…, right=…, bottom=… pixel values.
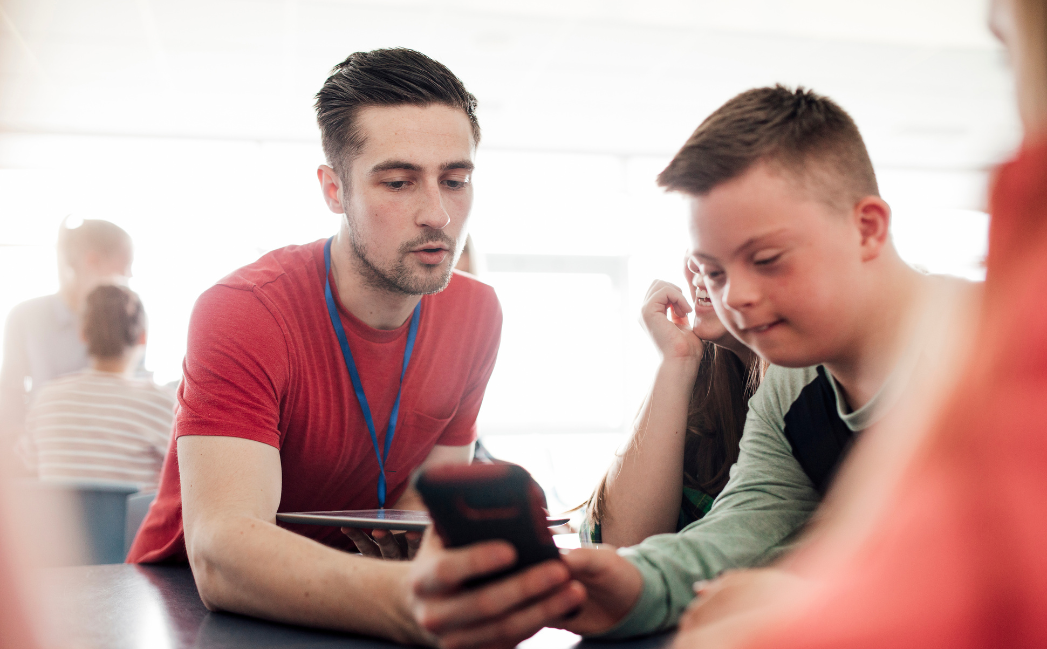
left=126, top=48, right=500, bottom=644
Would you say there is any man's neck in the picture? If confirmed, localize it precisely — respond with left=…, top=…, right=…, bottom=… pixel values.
left=329, top=232, right=422, bottom=331
left=823, top=258, right=931, bottom=412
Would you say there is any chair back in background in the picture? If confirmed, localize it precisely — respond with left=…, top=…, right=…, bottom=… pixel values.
left=124, top=490, right=156, bottom=558
left=14, top=480, right=139, bottom=565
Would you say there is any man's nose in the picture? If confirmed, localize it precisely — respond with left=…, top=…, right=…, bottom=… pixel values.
left=416, top=181, right=451, bottom=229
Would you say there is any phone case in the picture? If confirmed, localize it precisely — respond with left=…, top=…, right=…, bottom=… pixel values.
left=415, top=463, right=561, bottom=583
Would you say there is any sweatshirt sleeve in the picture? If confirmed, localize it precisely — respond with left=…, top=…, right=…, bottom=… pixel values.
left=595, top=366, right=824, bottom=639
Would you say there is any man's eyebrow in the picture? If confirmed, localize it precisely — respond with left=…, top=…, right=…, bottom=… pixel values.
left=369, top=160, right=422, bottom=174
left=442, top=160, right=474, bottom=172
left=368, top=160, right=474, bottom=174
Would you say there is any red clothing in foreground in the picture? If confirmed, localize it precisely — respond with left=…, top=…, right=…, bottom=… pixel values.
left=128, top=240, right=501, bottom=563
left=742, top=141, right=1047, bottom=647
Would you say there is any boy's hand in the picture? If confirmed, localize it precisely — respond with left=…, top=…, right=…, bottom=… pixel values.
left=408, top=531, right=642, bottom=649
left=641, top=280, right=704, bottom=362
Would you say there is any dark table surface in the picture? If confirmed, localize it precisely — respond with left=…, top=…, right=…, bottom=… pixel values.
left=43, top=564, right=673, bottom=649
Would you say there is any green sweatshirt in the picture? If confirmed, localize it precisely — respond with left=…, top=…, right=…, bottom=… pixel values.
left=598, top=363, right=890, bottom=639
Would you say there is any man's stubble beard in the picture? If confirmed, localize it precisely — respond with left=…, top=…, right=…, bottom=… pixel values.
left=344, top=210, right=458, bottom=297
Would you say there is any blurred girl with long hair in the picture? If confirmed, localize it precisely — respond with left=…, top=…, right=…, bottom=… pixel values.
left=583, top=261, right=761, bottom=547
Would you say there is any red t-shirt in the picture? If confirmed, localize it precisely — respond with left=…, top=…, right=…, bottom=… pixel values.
left=127, top=239, right=502, bottom=563
left=739, top=140, right=1047, bottom=647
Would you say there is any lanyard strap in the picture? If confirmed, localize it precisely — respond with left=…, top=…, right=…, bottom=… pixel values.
left=323, top=237, right=421, bottom=508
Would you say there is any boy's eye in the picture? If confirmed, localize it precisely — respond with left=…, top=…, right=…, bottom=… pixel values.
left=702, top=269, right=726, bottom=287
left=753, top=253, right=782, bottom=266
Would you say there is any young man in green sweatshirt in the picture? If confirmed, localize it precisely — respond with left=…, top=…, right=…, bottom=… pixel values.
left=401, top=85, right=973, bottom=649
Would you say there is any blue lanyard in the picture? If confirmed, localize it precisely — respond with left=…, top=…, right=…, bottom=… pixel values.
left=323, top=237, right=421, bottom=508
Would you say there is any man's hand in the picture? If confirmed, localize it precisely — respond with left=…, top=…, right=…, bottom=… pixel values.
left=342, top=528, right=422, bottom=560
left=407, top=531, right=643, bottom=649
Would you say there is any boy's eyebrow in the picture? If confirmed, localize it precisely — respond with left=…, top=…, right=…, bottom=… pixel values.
left=693, top=229, right=792, bottom=262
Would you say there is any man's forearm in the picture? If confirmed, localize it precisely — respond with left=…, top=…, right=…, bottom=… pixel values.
left=601, top=359, right=698, bottom=547
left=187, top=515, right=427, bottom=644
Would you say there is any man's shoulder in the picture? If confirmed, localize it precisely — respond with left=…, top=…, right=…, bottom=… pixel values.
left=430, top=270, right=501, bottom=315
left=215, top=239, right=324, bottom=294
left=192, top=239, right=326, bottom=325
left=5, top=294, right=64, bottom=325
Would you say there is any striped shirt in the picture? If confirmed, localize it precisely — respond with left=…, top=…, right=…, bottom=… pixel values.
left=22, top=370, right=175, bottom=489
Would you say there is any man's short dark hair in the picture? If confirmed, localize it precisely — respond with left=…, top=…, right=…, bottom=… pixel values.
left=314, top=48, right=480, bottom=175
left=657, top=85, right=878, bottom=210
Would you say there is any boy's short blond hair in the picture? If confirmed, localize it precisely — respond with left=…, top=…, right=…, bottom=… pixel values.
left=657, top=85, right=878, bottom=211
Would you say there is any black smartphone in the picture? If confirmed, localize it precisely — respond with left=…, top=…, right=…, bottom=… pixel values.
left=415, top=462, right=561, bottom=584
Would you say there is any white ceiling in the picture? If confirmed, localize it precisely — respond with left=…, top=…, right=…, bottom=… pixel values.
left=0, top=0, right=1021, bottom=168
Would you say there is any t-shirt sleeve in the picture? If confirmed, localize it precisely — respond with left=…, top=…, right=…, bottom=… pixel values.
left=176, top=285, right=290, bottom=449
left=598, top=367, right=824, bottom=639
left=435, top=287, right=503, bottom=447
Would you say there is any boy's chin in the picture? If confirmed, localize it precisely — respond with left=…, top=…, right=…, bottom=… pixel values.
left=747, top=342, right=819, bottom=369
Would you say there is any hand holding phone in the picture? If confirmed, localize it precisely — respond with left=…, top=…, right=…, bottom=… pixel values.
left=415, top=462, right=561, bottom=585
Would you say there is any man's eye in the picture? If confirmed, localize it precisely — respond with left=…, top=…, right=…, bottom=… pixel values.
left=385, top=180, right=409, bottom=190
left=443, top=179, right=468, bottom=190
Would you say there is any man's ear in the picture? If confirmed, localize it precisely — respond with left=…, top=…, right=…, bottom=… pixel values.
left=854, top=196, right=891, bottom=262
left=317, top=165, right=346, bottom=215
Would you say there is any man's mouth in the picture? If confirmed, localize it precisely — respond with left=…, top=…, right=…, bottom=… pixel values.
left=410, top=243, right=450, bottom=265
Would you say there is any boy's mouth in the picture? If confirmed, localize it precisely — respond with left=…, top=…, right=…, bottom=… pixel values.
left=741, top=319, right=785, bottom=335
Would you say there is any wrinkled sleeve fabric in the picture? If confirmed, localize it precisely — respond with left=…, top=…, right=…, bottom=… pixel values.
left=597, top=366, right=824, bottom=639
left=176, top=285, right=291, bottom=449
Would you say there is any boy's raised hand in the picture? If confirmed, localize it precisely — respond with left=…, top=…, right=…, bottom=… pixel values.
left=641, top=280, right=704, bottom=362
left=408, top=531, right=643, bottom=649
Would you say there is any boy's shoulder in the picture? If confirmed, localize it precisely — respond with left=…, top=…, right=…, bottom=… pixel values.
left=753, top=364, right=822, bottom=415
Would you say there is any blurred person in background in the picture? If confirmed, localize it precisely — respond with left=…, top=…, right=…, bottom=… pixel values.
left=667, top=0, right=1047, bottom=646
left=18, top=284, right=172, bottom=490
left=582, top=262, right=761, bottom=547
left=0, top=219, right=133, bottom=451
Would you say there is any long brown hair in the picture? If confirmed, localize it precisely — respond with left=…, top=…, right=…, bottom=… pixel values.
left=585, top=342, right=762, bottom=529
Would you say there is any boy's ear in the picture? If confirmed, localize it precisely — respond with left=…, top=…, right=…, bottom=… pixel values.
left=853, top=196, right=891, bottom=262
